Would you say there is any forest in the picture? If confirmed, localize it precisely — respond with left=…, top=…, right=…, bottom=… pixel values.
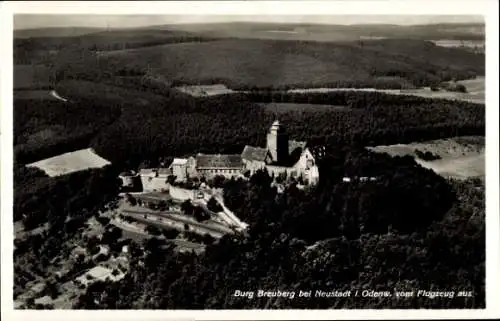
left=47, top=37, right=483, bottom=90
left=14, top=97, right=121, bottom=164
left=54, top=79, right=483, bottom=171
left=13, top=29, right=485, bottom=309
left=14, top=164, right=121, bottom=229
left=73, top=152, right=484, bottom=309
left=13, top=77, right=484, bottom=171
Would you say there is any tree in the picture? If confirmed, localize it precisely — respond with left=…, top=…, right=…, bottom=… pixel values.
left=194, top=207, right=210, bottom=222
left=167, top=175, right=176, bottom=185
left=207, top=197, right=223, bottom=213
left=145, top=225, right=161, bottom=236
left=181, top=200, right=194, bottom=215
left=162, top=228, right=180, bottom=239
left=202, top=233, right=215, bottom=245
left=126, top=194, right=137, bottom=206
left=96, top=216, right=111, bottom=227
left=157, top=200, right=168, bottom=211
left=101, top=226, right=123, bottom=245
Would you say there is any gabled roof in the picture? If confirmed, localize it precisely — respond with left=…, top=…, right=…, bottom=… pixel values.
left=171, top=158, right=188, bottom=166
left=196, top=154, right=243, bottom=169
left=241, top=145, right=268, bottom=162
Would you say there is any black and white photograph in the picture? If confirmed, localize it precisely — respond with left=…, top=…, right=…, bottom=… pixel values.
left=1, top=0, right=499, bottom=319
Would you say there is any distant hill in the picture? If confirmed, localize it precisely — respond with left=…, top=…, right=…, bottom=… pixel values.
left=14, top=22, right=484, bottom=41
left=14, top=28, right=218, bottom=64
left=14, top=27, right=106, bottom=39
left=14, top=23, right=485, bottom=90
left=162, top=22, right=485, bottom=42
left=89, top=38, right=484, bottom=89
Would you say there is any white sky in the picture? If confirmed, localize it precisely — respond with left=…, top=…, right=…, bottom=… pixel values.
left=14, top=14, right=484, bottom=30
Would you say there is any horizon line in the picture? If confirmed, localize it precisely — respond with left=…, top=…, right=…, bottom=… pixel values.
left=13, top=20, right=485, bottom=31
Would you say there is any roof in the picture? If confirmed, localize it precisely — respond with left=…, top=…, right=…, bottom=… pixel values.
left=139, top=168, right=171, bottom=176
left=288, top=140, right=307, bottom=154
left=157, top=168, right=171, bottom=175
left=196, top=154, right=243, bottom=169
left=171, top=158, right=188, bottom=166
left=241, top=145, right=268, bottom=162
left=139, top=168, right=155, bottom=176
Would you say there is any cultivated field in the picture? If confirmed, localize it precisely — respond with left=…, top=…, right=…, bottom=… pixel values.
left=368, top=136, right=485, bottom=179
left=26, top=148, right=111, bottom=177
left=173, top=77, right=485, bottom=104
left=288, top=76, right=485, bottom=104
left=175, top=84, right=236, bottom=96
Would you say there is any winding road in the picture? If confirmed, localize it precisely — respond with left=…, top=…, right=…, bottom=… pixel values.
left=50, top=90, right=68, bottom=102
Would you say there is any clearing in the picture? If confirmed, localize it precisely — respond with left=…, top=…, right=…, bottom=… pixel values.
left=26, top=148, right=111, bottom=177
left=367, top=136, right=485, bottom=179
left=175, top=84, right=236, bottom=96
left=173, top=78, right=484, bottom=104
left=287, top=76, right=485, bottom=104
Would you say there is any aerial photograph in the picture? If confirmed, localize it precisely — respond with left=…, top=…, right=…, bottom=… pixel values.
left=11, top=11, right=486, bottom=310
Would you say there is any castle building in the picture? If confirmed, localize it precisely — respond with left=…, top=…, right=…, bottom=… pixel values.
left=138, top=120, right=322, bottom=192
left=241, top=120, right=320, bottom=184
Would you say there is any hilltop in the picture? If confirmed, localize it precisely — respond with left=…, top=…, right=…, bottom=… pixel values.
left=14, top=22, right=485, bottom=90
left=162, top=22, right=485, bottom=42
left=91, top=38, right=483, bottom=89
left=15, top=22, right=485, bottom=42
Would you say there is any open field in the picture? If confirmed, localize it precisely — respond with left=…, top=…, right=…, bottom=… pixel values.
left=287, top=76, right=485, bottom=104
left=431, top=39, right=485, bottom=53
left=175, top=84, right=236, bottom=96
left=173, top=76, right=484, bottom=103
left=26, top=148, right=111, bottom=177
left=368, top=136, right=485, bottom=179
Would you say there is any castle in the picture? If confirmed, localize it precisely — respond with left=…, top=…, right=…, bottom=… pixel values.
left=138, top=120, right=323, bottom=192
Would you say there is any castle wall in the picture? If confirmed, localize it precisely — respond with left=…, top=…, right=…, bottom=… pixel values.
left=294, top=148, right=315, bottom=171
left=243, top=159, right=266, bottom=174
left=140, top=175, right=169, bottom=193
left=172, top=164, right=187, bottom=181
left=168, top=184, right=198, bottom=201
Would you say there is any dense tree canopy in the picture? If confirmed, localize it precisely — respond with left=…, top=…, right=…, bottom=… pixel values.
left=74, top=154, right=484, bottom=309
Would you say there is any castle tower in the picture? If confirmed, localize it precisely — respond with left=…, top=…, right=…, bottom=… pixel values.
left=266, top=120, right=289, bottom=164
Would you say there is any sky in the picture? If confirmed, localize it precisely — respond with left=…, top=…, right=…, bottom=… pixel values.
left=14, top=14, right=484, bottom=30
